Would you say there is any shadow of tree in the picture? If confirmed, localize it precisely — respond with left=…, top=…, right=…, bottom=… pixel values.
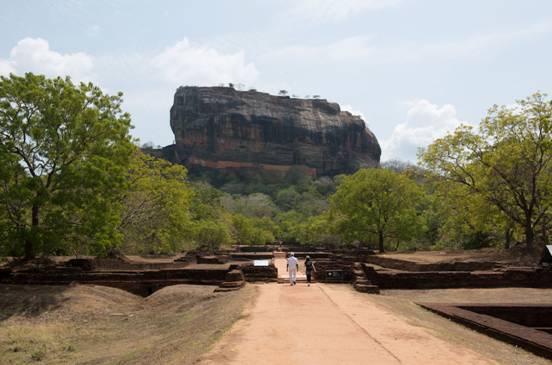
left=0, top=285, right=70, bottom=322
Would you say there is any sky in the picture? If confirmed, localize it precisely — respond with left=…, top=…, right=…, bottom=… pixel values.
left=1, top=0, right=551, bottom=162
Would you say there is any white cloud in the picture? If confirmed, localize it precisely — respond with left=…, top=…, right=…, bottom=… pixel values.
left=382, top=99, right=471, bottom=162
left=0, top=59, right=15, bottom=76
left=0, top=36, right=259, bottom=147
left=1, top=37, right=259, bottom=87
left=288, top=0, right=401, bottom=23
left=152, top=39, right=259, bottom=86
left=1, top=37, right=94, bottom=81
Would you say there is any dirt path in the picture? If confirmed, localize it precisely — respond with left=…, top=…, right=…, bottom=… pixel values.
left=198, top=283, right=497, bottom=365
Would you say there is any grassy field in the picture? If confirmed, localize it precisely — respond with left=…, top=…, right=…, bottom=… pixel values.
left=0, top=284, right=255, bottom=365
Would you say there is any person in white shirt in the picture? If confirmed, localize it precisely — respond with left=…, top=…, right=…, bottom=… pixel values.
left=286, top=252, right=299, bottom=286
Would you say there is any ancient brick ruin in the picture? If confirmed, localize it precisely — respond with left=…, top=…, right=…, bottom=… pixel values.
left=2, top=246, right=551, bottom=358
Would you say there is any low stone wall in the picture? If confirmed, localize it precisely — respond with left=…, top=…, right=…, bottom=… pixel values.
left=93, top=257, right=187, bottom=271
left=419, top=303, right=552, bottom=359
left=234, top=245, right=277, bottom=252
left=287, top=252, right=332, bottom=259
left=364, top=255, right=501, bottom=272
left=313, top=259, right=354, bottom=283
left=241, top=262, right=278, bottom=282
left=460, top=304, right=552, bottom=329
left=196, top=255, right=229, bottom=264
left=352, top=262, right=379, bottom=293
left=1, top=264, right=232, bottom=296
left=283, top=246, right=321, bottom=252
left=230, top=252, right=274, bottom=260
left=368, top=264, right=552, bottom=289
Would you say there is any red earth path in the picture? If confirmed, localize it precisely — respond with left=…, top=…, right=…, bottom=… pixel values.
left=198, top=258, right=496, bottom=365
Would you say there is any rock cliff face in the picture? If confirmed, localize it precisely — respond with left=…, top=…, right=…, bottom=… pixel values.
left=168, top=86, right=381, bottom=176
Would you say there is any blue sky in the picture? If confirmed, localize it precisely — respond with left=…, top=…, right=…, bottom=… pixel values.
left=1, top=0, right=551, bottom=161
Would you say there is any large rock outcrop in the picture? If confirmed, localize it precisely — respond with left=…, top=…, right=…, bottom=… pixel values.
left=167, top=86, right=381, bottom=176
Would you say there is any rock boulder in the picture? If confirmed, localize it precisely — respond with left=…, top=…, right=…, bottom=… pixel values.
left=168, top=86, right=381, bottom=176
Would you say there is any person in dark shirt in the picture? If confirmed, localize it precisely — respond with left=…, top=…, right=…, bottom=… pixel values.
left=304, top=255, right=315, bottom=286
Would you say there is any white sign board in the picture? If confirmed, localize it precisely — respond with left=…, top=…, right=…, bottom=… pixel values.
left=254, top=260, right=270, bottom=267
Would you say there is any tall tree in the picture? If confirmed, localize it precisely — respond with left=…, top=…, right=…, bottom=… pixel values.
left=330, top=168, right=426, bottom=252
left=421, top=93, right=552, bottom=249
left=119, top=150, right=193, bottom=254
left=0, top=73, right=133, bottom=258
left=430, top=179, right=509, bottom=249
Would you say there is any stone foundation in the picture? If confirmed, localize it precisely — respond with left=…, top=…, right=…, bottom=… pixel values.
left=1, top=260, right=235, bottom=296
left=419, top=303, right=552, bottom=359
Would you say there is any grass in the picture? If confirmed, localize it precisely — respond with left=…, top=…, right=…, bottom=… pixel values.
left=0, top=284, right=255, bottom=365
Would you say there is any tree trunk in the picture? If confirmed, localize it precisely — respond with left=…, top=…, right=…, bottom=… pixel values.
left=504, top=227, right=513, bottom=249
left=24, top=238, right=33, bottom=260
left=524, top=215, right=534, bottom=248
left=24, top=203, right=40, bottom=259
left=378, top=231, right=385, bottom=253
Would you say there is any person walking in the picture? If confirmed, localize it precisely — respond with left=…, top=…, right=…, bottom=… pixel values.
left=287, top=252, right=299, bottom=286
left=305, top=255, right=315, bottom=286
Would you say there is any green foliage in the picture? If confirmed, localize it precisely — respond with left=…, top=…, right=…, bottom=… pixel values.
left=222, top=193, right=279, bottom=218
left=275, top=210, right=306, bottom=243
left=421, top=92, right=552, bottom=248
left=189, top=181, right=225, bottom=221
left=0, top=73, right=133, bottom=257
left=283, top=166, right=312, bottom=191
left=119, top=150, right=193, bottom=255
left=186, top=181, right=236, bottom=251
left=275, top=187, right=301, bottom=211
left=231, top=214, right=276, bottom=245
left=300, top=213, right=340, bottom=246
left=3, top=75, right=547, bottom=256
left=192, top=219, right=232, bottom=252
left=330, top=168, right=426, bottom=252
left=429, top=180, right=507, bottom=250
left=274, top=187, right=327, bottom=215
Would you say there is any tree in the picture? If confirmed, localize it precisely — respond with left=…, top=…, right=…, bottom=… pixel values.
left=119, top=150, right=193, bottom=254
left=421, top=93, right=552, bottom=249
left=381, top=160, right=415, bottom=173
left=0, top=73, right=133, bottom=258
left=231, top=214, right=276, bottom=245
left=193, top=219, right=231, bottom=252
left=429, top=179, right=508, bottom=249
left=187, top=181, right=234, bottom=251
left=284, top=166, right=311, bottom=191
left=189, top=181, right=225, bottom=221
left=275, top=210, right=307, bottom=244
left=300, top=213, right=341, bottom=246
left=275, top=187, right=301, bottom=210
left=330, top=169, right=426, bottom=252
left=222, top=193, right=279, bottom=218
